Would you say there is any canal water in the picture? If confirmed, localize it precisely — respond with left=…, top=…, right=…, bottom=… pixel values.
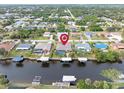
left=0, top=60, right=123, bottom=84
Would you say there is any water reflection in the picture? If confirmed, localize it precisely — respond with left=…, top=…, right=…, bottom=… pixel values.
left=41, top=62, right=50, bottom=67
left=0, top=60, right=11, bottom=66
left=16, top=63, right=24, bottom=67
left=62, top=64, right=70, bottom=67
left=77, top=62, right=86, bottom=67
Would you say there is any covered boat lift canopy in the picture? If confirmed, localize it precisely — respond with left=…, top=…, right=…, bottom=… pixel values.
left=12, top=56, right=24, bottom=62
left=61, top=57, right=72, bottom=61
left=37, top=57, right=49, bottom=62
left=78, top=57, right=88, bottom=62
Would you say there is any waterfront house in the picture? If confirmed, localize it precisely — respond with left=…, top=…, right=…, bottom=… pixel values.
left=16, top=44, right=32, bottom=50
left=75, top=43, right=91, bottom=52
left=94, top=43, right=108, bottom=50
left=56, top=43, right=72, bottom=51
left=56, top=43, right=72, bottom=55
left=0, top=42, right=15, bottom=52
left=34, top=43, right=52, bottom=55
left=111, top=43, right=124, bottom=50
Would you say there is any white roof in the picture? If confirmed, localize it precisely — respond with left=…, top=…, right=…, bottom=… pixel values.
left=61, top=57, right=72, bottom=61
left=108, top=33, right=123, bottom=41
left=78, top=57, right=88, bottom=62
left=62, top=75, right=76, bottom=82
left=37, top=57, right=49, bottom=61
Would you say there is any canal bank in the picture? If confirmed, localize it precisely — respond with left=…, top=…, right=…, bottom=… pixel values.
left=8, top=82, right=77, bottom=89
left=0, top=58, right=123, bottom=84
left=0, top=57, right=122, bottom=62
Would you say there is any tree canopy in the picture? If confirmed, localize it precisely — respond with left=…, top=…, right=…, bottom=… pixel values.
left=95, top=50, right=119, bottom=63
left=76, top=78, right=112, bottom=89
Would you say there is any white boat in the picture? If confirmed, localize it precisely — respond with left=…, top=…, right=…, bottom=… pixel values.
left=119, top=74, right=124, bottom=79
left=62, top=75, right=77, bottom=82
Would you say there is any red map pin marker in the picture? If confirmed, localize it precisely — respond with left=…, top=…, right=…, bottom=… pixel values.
left=60, top=34, right=69, bottom=45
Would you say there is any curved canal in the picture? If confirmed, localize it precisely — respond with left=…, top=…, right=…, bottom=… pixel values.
left=0, top=60, right=124, bottom=84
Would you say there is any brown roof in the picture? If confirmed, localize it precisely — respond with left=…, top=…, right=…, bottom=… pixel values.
left=0, top=42, right=15, bottom=52
left=117, top=43, right=124, bottom=49
left=111, top=43, right=124, bottom=49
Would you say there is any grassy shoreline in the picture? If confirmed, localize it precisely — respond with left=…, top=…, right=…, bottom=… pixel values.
left=8, top=82, right=77, bottom=89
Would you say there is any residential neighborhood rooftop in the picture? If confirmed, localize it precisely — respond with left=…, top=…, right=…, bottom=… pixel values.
left=56, top=43, right=72, bottom=51
left=16, top=44, right=32, bottom=50
left=0, top=42, right=15, bottom=52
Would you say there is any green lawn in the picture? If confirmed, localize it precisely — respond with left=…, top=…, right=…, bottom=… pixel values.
left=119, top=50, right=124, bottom=58
left=7, top=50, right=41, bottom=58
left=112, top=82, right=124, bottom=89
left=75, top=51, right=94, bottom=58
left=8, top=82, right=77, bottom=89
left=51, top=53, right=65, bottom=58
left=100, top=68, right=122, bottom=81
left=34, top=84, right=77, bottom=89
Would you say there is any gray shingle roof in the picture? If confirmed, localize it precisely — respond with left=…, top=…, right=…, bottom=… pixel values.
left=34, top=43, right=52, bottom=51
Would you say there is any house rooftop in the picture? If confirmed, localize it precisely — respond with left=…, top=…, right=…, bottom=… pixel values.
left=34, top=43, right=52, bottom=51
left=16, top=44, right=31, bottom=50
left=56, top=43, right=72, bottom=51
left=111, top=43, right=124, bottom=49
left=76, top=43, right=91, bottom=49
left=0, top=42, right=15, bottom=52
